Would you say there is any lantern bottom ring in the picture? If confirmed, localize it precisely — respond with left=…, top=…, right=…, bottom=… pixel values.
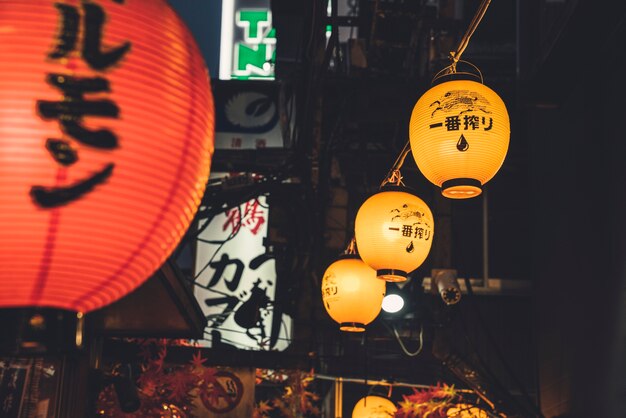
left=442, top=178, right=483, bottom=199
left=340, top=322, right=366, bottom=332
left=377, top=269, right=408, bottom=282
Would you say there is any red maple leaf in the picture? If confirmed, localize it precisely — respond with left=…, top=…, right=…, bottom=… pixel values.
left=201, top=367, right=218, bottom=384
left=165, top=371, right=194, bottom=404
left=190, top=350, right=207, bottom=369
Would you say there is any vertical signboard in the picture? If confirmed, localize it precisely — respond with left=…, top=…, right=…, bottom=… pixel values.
left=194, top=196, right=292, bottom=351
left=220, top=0, right=276, bottom=80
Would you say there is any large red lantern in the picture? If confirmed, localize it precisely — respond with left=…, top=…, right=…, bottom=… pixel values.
left=0, top=0, right=214, bottom=312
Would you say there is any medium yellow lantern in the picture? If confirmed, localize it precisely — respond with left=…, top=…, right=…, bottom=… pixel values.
left=355, top=188, right=434, bottom=282
left=409, top=78, right=509, bottom=199
left=352, top=396, right=397, bottom=418
left=321, top=255, right=385, bottom=332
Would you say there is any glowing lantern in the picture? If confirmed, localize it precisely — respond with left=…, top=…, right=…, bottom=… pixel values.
left=355, top=188, right=434, bottom=282
left=447, top=404, right=489, bottom=417
left=409, top=78, right=509, bottom=199
left=0, top=0, right=214, bottom=312
left=352, top=396, right=397, bottom=418
left=321, top=255, right=385, bottom=332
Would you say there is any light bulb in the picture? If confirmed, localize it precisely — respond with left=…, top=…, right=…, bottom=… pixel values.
left=382, top=294, right=404, bottom=313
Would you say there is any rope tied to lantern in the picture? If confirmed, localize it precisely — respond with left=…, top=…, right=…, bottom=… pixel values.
left=344, top=236, right=357, bottom=255
left=449, top=0, right=492, bottom=73
left=379, top=141, right=411, bottom=188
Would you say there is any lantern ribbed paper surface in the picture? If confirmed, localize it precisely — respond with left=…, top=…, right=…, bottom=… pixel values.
left=352, top=396, right=397, bottom=418
left=0, top=0, right=214, bottom=312
left=321, top=256, right=385, bottom=332
left=355, top=189, right=434, bottom=282
left=409, top=79, right=509, bottom=199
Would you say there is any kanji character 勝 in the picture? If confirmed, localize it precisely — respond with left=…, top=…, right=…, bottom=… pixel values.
left=222, top=199, right=266, bottom=236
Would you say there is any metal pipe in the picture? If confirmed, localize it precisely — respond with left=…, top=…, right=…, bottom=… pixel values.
left=334, top=377, right=343, bottom=417
left=316, top=373, right=474, bottom=392
left=482, top=186, right=489, bottom=283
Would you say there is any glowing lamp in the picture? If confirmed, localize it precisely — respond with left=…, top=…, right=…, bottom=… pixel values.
left=355, top=188, right=434, bottom=282
left=321, top=255, right=385, bottom=332
left=447, top=404, right=489, bottom=417
left=352, top=396, right=397, bottom=418
left=0, top=0, right=214, bottom=312
left=409, top=78, right=509, bottom=199
left=382, top=294, right=404, bottom=314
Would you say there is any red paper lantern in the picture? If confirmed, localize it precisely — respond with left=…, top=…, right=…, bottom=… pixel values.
left=0, top=0, right=214, bottom=312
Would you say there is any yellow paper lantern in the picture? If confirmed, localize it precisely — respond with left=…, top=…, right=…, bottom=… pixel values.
left=409, top=78, right=509, bottom=199
left=355, top=188, right=434, bottom=282
left=321, top=255, right=386, bottom=332
left=352, top=396, right=397, bottom=418
left=447, top=404, right=489, bottom=417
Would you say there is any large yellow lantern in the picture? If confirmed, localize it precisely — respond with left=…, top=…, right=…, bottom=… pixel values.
left=409, top=78, right=509, bottom=199
left=321, top=255, right=385, bottom=332
left=355, top=188, right=434, bottom=282
left=352, top=396, right=397, bottom=418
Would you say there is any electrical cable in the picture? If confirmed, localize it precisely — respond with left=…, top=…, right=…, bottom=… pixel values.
left=393, top=323, right=423, bottom=357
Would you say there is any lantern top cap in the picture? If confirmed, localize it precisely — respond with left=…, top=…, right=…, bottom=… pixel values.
left=432, top=59, right=483, bottom=86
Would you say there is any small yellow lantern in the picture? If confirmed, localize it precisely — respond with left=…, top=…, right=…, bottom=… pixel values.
left=352, top=396, right=397, bottom=418
left=409, top=78, right=509, bottom=199
left=355, top=188, right=434, bottom=282
left=447, top=404, right=489, bottom=417
left=321, top=255, right=385, bottom=332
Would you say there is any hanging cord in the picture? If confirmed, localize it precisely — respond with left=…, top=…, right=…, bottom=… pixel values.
left=379, top=140, right=411, bottom=189
left=391, top=323, right=424, bottom=357
left=449, top=0, right=492, bottom=73
left=344, top=236, right=357, bottom=255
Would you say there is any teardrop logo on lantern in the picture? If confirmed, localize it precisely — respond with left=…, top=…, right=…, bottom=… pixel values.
left=457, top=134, right=469, bottom=152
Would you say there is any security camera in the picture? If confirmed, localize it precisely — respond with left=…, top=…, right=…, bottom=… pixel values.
left=432, top=269, right=461, bottom=305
